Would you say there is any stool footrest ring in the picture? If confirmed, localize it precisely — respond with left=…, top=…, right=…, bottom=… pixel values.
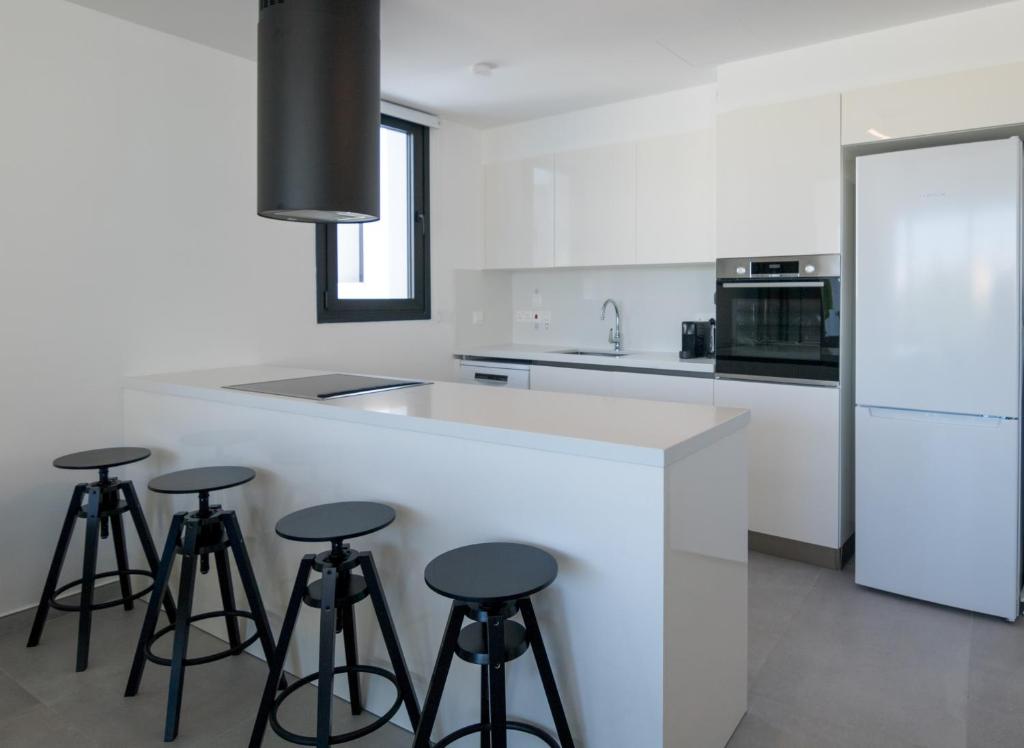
left=434, top=720, right=561, bottom=748
left=144, top=610, right=258, bottom=666
left=49, top=569, right=155, bottom=612
left=270, top=665, right=402, bottom=745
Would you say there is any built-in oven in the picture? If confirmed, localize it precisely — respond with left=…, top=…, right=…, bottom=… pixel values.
left=714, top=254, right=841, bottom=385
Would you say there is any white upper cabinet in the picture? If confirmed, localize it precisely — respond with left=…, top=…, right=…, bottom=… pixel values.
left=483, top=155, right=555, bottom=269
left=636, top=129, right=716, bottom=265
left=554, top=142, right=636, bottom=267
left=716, top=94, right=841, bottom=258
left=842, top=61, right=1024, bottom=145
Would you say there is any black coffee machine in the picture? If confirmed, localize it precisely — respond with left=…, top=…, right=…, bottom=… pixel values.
left=680, top=319, right=715, bottom=359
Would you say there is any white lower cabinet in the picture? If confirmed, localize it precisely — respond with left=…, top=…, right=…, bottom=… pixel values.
left=529, top=366, right=713, bottom=405
left=713, top=378, right=841, bottom=549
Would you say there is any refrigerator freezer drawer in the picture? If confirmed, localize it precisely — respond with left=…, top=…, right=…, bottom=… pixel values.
left=855, top=406, right=1021, bottom=620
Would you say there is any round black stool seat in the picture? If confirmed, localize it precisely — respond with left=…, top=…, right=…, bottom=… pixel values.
left=53, top=447, right=150, bottom=471
left=275, top=501, right=395, bottom=542
left=148, top=466, right=255, bottom=494
left=425, top=542, right=558, bottom=605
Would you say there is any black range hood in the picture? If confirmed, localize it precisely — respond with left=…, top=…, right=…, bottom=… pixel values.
left=257, top=0, right=381, bottom=223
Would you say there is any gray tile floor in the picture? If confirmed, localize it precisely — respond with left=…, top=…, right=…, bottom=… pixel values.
left=1, top=553, right=1022, bottom=747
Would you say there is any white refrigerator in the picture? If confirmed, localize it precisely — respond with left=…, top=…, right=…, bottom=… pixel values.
left=855, top=137, right=1023, bottom=621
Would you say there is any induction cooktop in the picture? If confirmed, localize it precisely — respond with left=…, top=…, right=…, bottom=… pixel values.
left=225, top=373, right=430, bottom=400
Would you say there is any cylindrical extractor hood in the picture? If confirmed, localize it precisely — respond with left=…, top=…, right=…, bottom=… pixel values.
left=257, top=0, right=381, bottom=223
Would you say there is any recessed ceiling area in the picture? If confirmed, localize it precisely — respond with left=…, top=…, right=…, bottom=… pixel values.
left=67, top=0, right=1007, bottom=126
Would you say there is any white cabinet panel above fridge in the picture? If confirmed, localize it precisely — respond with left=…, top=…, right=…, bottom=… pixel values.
left=855, top=138, right=1022, bottom=418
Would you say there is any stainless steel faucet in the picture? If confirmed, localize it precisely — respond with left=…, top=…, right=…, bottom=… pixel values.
left=601, top=298, right=623, bottom=352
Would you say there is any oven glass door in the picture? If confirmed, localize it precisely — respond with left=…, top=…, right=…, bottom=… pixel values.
left=715, top=278, right=840, bottom=382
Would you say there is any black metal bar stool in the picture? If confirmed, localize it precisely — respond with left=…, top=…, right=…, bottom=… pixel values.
left=412, top=542, right=576, bottom=748
left=27, top=447, right=176, bottom=672
left=125, top=466, right=278, bottom=742
left=249, top=501, right=421, bottom=748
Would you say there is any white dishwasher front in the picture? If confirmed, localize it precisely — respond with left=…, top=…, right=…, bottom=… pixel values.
left=459, top=361, right=530, bottom=389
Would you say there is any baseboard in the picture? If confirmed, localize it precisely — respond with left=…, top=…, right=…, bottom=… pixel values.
left=749, top=531, right=855, bottom=571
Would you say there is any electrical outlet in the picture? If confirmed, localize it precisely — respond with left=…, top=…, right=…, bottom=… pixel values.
left=471, top=310, right=485, bottom=325
left=514, top=310, right=530, bottom=323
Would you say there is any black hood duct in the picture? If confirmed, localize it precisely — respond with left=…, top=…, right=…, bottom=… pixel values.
left=258, top=0, right=381, bottom=223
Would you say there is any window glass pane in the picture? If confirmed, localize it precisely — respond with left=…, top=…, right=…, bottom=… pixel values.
left=337, top=126, right=412, bottom=300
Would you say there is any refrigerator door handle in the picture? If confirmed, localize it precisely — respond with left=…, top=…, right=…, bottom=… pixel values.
left=861, top=406, right=1016, bottom=426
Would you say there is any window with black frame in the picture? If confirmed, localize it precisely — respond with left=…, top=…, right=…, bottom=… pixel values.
left=316, top=115, right=429, bottom=323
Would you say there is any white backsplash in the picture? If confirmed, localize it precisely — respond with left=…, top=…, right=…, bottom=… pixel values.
left=511, top=265, right=715, bottom=352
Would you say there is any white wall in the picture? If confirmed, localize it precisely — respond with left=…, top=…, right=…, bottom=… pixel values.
left=483, top=84, right=716, bottom=162
left=0, top=0, right=483, bottom=616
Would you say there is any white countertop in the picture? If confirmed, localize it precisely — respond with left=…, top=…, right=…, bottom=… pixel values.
left=455, top=344, right=715, bottom=374
left=124, top=365, right=747, bottom=467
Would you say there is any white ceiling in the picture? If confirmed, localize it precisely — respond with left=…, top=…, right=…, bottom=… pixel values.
left=68, top=0, right=1007, bottom=127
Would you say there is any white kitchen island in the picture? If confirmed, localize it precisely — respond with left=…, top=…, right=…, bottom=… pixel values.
left=121, top=366, right=749, bottom=748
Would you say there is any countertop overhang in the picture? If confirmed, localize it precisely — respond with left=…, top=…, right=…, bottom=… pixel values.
left=124, top=366, right=748, bottom=468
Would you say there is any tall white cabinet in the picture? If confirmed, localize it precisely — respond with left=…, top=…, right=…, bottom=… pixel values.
left=716, top=94, right=841, bottom=258
left=636, top=129, right=716, bottom=265
left=483, top=155, right=555, bottom=269
left=553, top=143, right=637, bottom=267
left=713, top=379, right=842, bottom=554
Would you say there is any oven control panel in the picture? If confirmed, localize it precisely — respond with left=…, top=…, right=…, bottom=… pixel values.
left=716, top=254, right=840, bottom=280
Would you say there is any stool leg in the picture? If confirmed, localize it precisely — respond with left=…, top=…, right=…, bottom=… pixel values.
left=121, top=480, right=177, bottom=623
left=27, top=483, right=85, bottom=648
left=317, top=565, right=338, bottom=748
left=480, top=663, right=492, bottom=748
left=412, top=602, right=467, bottom=748
left=358, top=552, right=421, bottom=727
left=520, top=599, right=575, bottom=748
left=485, top=611, right=507, bottom=748
left=340, top=603, right=362, bottom=716
left=213, top=548, right=241, bottom=651
left=126, top=512, right=185, bottom=697
left=164, top=518, right=201, bottom=742
left=109, top=512, right=134, bottom=611
left=222, top=512, right=278, bottom=669
left=75, top=486, right=102, bottom=672
left=248, top=555, right=314, bottom=748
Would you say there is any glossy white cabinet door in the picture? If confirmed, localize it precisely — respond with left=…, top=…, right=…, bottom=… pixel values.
left=529, top=366, right=618, bottom=396
left=554, top=143, right=636, bottom=267
left=843, top=61, right=1024, bottom=145
left=614, top=371, right=713, bottom=405
left=530, top=365, right=713, bottom=405
left=716, top=94, right=841, bottom=258
left=636, top=130, right=716, bottom=265
left=484, top=155, right=555, bottom=269
left=713, top=378, right=841, bottom=549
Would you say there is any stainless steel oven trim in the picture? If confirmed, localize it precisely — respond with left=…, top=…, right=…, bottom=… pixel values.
left=715, top=372, right=839, bottom=388
left=716, top=253, right=841, bottom=279
left=720, top=281, right=826, bottom=288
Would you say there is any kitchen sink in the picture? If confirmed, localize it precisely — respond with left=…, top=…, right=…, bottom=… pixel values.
left=557, top=350, right=629, bottom=358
